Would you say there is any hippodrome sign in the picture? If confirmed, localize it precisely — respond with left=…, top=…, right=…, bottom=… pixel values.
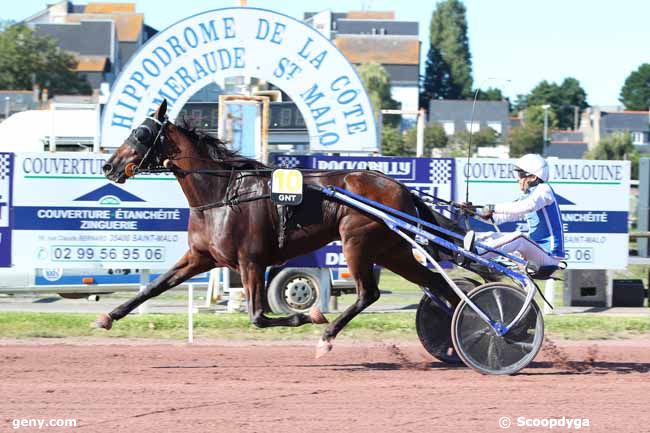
left=455, top=158, right=630, bottom=270
left=11, top=153, right=190, bottom=269
left=100, top=7, right=377, bottom=153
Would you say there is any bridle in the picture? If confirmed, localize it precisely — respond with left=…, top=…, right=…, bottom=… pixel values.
left=125, top=115, right=168, bottom=173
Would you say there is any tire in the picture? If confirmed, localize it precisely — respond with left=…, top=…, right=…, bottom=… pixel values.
left=267, top=268, right=321, bottom=314
left=415, top=278, right=478, bottom=365
left=451, top=283, right=544, bottom=375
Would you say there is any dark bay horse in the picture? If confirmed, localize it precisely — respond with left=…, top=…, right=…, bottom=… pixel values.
left=97, top=100, right=459, bottom=357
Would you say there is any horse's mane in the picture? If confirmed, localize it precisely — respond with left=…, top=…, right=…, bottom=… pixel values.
left=176, top=118, right=270, bottom=170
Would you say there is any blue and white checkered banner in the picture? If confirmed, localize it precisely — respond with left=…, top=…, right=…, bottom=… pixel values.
left=0, top=153, right=13, bottom=267
left=273, top=154, right=455, bottom=200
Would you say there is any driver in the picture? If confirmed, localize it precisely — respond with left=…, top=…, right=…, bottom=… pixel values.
left=469, top=154, right=565, bottom=270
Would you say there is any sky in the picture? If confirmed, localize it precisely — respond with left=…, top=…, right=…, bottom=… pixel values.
left=4, top=0, right=649, bottom=107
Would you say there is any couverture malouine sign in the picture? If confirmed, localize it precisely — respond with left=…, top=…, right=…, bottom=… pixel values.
left=100, top=7, right=378, bottom=153
left=455, top=158, right=631, bottom=270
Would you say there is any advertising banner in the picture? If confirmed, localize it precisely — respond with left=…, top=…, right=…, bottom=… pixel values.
left=455, top=158, right=630, bottom=269
left=11, top=153, right=190, bottom=269
left=271, top=154, right=455, bottom=267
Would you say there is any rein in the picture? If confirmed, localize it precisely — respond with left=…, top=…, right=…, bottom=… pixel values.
left=126, top=119, right=431, bottom=212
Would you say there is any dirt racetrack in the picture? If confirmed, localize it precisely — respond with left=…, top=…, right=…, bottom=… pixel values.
left=1, top=338, right=649, bottom=433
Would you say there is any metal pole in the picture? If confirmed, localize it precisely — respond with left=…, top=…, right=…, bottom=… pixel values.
left=542, top=105, right=550, bottom=156
left=543, top=279, right=554, bottom=314
left=416, top=108, right=425, bottom=157
left=188, top=283, right=194, bottom=343
left=93, top=103, right=101, bottom=153
left=137, top=269, right=150, bottom=315
left=3, top=97, right=9, bottom=119
left=49, top=102, right=56, bottom=152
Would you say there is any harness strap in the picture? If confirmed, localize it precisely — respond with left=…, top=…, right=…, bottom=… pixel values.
left=191, top=194, right=271, bottom=212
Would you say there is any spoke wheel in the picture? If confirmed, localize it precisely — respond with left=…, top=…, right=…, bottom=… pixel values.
left=451, top=283, right=543, bottom=375
left=415, top=278, right=478, bottom=365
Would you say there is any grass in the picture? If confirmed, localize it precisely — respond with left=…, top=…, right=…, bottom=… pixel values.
left=0, top=311, right=647, bottom=341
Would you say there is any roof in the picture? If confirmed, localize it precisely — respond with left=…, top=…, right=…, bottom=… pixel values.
left=550, top=130, right=584, bottom=142
left=0, top=91, right=38, bottom=113
left=35, top=21, right=113, bottom=57
left=429, top=100, right=510, bottom=121
left=546, top=142, right=588, bottom=158
left=0, top=90, right=33, bottom=95
left=84, top=3, right=136, bottom=13
left=73, top=55, right=108, bottom=72
left=601, top=111, right=650, bottom=132
left=335, top=35, right=419, bottom=65
left=65, top=12, right=143, bottom=41
left=346, top=11, right=395, bottom=20
left=336, top=19, right=418, bottom=36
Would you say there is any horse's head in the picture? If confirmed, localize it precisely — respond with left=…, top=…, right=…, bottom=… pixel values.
left=103, top=100, right=170, bottom=183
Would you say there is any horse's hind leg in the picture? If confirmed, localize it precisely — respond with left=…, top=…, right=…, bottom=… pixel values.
left=316, top=246, right=380, bottom=358
left=377, top=246, right=460, bottom=307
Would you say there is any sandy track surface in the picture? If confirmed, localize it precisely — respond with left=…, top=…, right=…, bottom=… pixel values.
left=1, top=339, right=649, bottom=432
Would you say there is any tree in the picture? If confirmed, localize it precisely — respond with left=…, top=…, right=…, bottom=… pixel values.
left=520, top=78, right=588, bottom=130
left=403, top=123, right=448, bottom=155
left=585, top=131, right=635, bottom=160
left=508, top=123, right=543, bottom=157
left=476, top=87, right=504, bottom=101
left=619, top=63, right=650, bottom=111
left=357, top=62, right=399, bottom=125
left=508, top=106, right=559, bottom=157
left=421, top=0, right=472, bottom=104
left=0, top=20, right=14, bottom=31
left=455, top=128, right=499, bottom=148
left=381, top=126, right=411, bottom=156
left=523, top=105, right=559, bottom=129
left=0, top=24, right=91, bottom=96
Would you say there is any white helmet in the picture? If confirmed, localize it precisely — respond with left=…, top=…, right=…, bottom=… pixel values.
left=515, top=154, right=549, bottom=182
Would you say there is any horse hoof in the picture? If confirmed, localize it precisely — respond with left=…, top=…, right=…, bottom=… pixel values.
left=92, top=313, right=113, bottom=330
left=315, top=338, right=333, bottom=359
left=309, top=306, right=329, bottom=324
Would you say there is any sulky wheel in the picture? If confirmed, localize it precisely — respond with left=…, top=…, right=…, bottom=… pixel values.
left=451, top=282, right=544, bottom=375
left=416, top=278, right=479, bottom=365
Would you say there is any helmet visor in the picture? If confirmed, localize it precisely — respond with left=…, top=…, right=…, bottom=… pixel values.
left=514, top=168, right=530, bottom=179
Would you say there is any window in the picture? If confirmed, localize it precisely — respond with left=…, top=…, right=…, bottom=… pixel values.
left=442, top=121, right=455, bottom=135
left=465, top=121, right=480, bottom=133
left=487, top=122, right=502, bottom=135
left=632, top=131, right=645, bottom=145
left=279, top=108, right=292, bottom=127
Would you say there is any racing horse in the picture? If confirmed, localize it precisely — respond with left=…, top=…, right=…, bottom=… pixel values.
left=97, top=100, right=461, bottom=357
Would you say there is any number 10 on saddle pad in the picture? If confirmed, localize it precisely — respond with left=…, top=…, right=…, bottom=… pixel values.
left=271, top=169, right=303, bottom=205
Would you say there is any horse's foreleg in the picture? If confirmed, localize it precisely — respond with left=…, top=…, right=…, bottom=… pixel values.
left=240, top=262, right=325, bottom=328
left=93, top=251, right=213, bottom=330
